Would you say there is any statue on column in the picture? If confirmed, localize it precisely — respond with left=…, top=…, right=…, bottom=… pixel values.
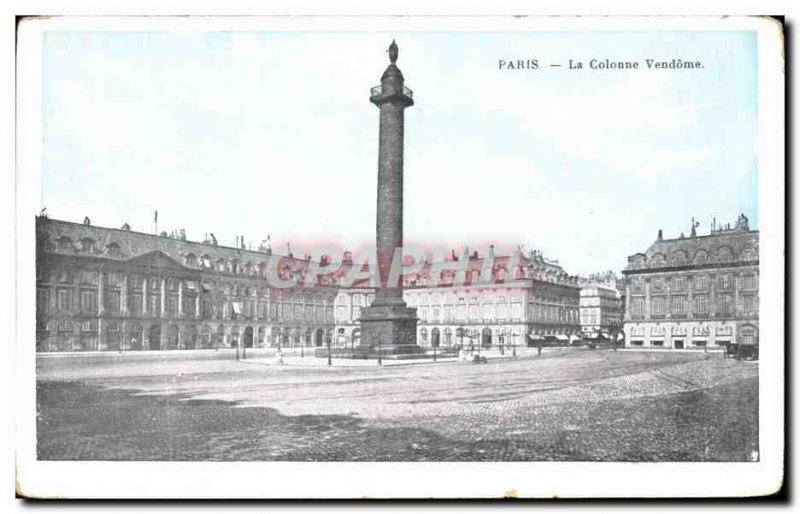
left=388, top=40, right=398, bottom=64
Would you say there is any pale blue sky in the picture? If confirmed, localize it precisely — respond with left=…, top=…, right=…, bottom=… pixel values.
left=41, top=30, right=757, bottom=274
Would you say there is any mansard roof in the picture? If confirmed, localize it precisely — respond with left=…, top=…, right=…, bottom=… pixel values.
left=625, top=228, right=759, bottom=272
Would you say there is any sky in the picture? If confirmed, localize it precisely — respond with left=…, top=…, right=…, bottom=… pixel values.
left=40, top=29, right=758, bottom=275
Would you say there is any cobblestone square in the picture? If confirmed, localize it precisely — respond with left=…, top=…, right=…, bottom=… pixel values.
left=37, top=349, right=758, bottom=461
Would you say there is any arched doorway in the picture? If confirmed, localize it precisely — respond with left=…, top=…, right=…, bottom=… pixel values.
left=315, top=328, right=324, bottom=347
left=481, top=327, right=492, bottom=348
left=201, top=325, right=211, bottom=349
left=214, top=325, right=224, bottom=348
left=148, top=325, right=161, bottom=350
left=168, top=325, right=179, bottom=350
left=257, top=327, right=266, bottom=348
left=740, top=324, right=758, bottom=345
left=244, top=326, right=254, bottom=348
left=431, top=328, right=441, bottom=348
left=128, top=324, right=143, bottom=351
left=183, top=325, right=197, bottom=350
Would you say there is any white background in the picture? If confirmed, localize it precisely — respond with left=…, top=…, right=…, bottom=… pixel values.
left=1, top=0, right=794, bottom=508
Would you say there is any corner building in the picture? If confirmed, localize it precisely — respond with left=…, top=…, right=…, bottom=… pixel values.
left=622, top=215, right=759, bottom=352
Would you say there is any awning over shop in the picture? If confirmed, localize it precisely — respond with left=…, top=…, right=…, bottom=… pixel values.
left=185, top=281, right=197, bottom=292
left=528, top=334, right=543, bottom=340
left=617, top=333, right=625, bottom=341
left=601, top=332, right=611, bottom=339
left=555, top=335, right=569, bottom=341
left=232, top=302, right=242, bottom=314
left=569, top=334, right=581, bottom=342
left=202, top=283, right=212, bottom=292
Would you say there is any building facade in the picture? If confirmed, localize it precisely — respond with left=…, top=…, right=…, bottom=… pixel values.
left=579, top=281, right=624, bottom=338
left=333, top=248, right=581, bottom=351
left=622, top=215, right=759, bottom=352
left=36, top=217, right=583, bottom=353
left=35, top=216, right=339, bottom=352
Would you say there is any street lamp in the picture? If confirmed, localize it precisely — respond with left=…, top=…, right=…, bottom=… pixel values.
left=377, top=337, right=382, bottom=366
left=300, top=332, right=304, bottom=358
left=327, top=333, right=332, bottom=366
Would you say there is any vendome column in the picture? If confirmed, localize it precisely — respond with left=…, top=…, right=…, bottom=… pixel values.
left=357, top=41, right=422, bottom=357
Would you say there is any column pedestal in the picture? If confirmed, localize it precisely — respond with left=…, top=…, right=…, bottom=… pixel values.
left=354, top=304, right=422, bottom=357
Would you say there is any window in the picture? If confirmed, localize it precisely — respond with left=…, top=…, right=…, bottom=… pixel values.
left=694, top=295, right=708, bottom=315
left=631, top=340, right=644, bottom=347
left=166, top=296, right=178, bottom=315
left=81, top=290, right=97, bottom=314
left=693, top=275, right=709, bottom=292
left=148, top=295, right=159, bottom=314
left=743, top=294, right=758, bottom=314
left=741, top=274, right=758, bottom=290
left=652, top=278, right=665, bottom=293
left=631, top=298, right=644, bottom=318
left=651, top=340, right=664, bottom=347
left=718, top=274, right=732, bottom=290
left=672, top=275, right=687, bottom=292
left=652, top=297, right=667, bottom=316
left=183, top=296, right=196, bottom=316
left=105, top=291, right=120, bottom=313
left=128, top=294, right=141, bottom=314
left=717, top=294, right=733, bottom=315
left=497, top=304, right=507, bottom=319
left=693, top=250, right=708, bottom=264
left=670, top=296, right=686, bottom=316
left=631, top=277, right=645, bottom=294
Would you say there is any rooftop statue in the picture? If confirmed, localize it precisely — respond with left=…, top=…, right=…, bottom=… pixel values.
left=388, top=39, right=398, bottom=64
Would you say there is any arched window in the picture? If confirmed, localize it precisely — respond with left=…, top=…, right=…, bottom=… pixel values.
left=105, top=242, right=121, bottom=256
left=740, top=247, right=757, bottom=261
left=419, top=327, right=428, bottom=344
left=717, top=246, right=733, bottom=262
left=670, top=251, right=687, bottom=267
left=693, top=250, right=708, bottom=264
left=651, top=253, right=666, bottom=267
left=184, top=253, right=197, bottom=267
left=56, top=236, right=73, bottom=251
left=79, top=237, right=95, bottom=253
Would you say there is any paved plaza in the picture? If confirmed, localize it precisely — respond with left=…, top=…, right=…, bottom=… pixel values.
left=36, top=349, right=758, bottom=461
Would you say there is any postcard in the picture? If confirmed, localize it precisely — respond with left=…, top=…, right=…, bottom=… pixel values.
left=14, top=15, right=784, bottom=499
